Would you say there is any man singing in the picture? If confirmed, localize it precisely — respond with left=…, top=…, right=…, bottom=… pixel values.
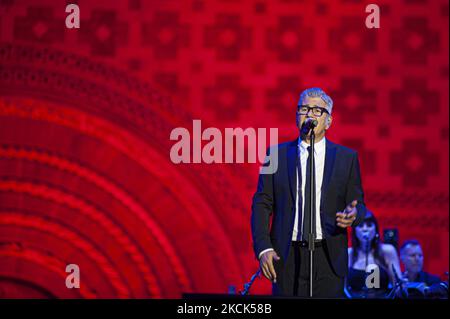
left=251, top=87, right=367, bottom=298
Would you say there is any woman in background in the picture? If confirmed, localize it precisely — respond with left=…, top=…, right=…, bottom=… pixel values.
left=345, top=210, right=402, bottom=298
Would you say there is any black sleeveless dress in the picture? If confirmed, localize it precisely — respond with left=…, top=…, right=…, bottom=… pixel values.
left=347, top=266, right=391, bottom=298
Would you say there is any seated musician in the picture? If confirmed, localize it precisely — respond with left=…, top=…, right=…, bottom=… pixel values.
left=400, top=239, right=448, bottom=298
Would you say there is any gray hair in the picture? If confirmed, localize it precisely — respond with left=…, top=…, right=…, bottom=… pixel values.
left=298, top=87, right=333, bottom=114
left=400, top=239, right=422, bottom=254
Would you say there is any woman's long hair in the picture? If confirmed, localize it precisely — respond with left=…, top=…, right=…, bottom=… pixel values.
left=350, top=210, right=388, bottom=271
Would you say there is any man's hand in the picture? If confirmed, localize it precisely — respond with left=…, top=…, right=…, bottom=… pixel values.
left=259, top=250, right=280, bottom=283
left=336, top=200, right=358, bottom=228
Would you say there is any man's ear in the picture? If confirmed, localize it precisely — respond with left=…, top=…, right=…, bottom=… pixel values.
left=325, top=115, right=333, bottom=130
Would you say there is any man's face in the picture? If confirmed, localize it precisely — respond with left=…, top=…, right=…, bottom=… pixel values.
left=401, top=244, right=424, bottom=274
left=297, top=96, right=332, bottom=140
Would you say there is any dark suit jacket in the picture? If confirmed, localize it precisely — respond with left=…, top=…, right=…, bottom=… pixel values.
left=412, top=271, right=442, bottom=286
left=251, top=138, right=366, bottom=277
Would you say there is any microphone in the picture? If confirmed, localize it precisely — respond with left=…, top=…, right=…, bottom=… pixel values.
left=300, top=118, right=318, bottom=137
left=363, top=234, right=370, bottom=254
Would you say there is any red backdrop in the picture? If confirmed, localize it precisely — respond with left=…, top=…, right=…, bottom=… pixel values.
left=0, top=0, right=448, bottom=298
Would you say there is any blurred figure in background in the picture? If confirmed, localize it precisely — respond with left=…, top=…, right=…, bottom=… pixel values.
left=400, top=239, right=448, bottom=298
left=346, top=210, right=402, bottom=298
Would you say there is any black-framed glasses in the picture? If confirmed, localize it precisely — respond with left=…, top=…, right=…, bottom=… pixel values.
left=297, top=105, right=329, bottom=117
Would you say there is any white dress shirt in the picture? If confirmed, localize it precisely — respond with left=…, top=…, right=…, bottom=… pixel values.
left=259, top=137, right=326, bottom=259
left=292, top=137, right=325, bottom=241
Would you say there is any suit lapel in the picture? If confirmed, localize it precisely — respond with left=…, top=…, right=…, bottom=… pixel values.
left=320, top=139, right=337, bottom=209
left=287, top=139, right=298, bottom=202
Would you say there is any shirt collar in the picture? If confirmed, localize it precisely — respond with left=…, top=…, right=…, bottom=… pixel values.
left=298, top=137, right=326, bottom=155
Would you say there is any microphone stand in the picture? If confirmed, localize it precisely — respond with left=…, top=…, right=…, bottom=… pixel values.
left=391, top=264, right=408, bottom=299
left=307, top=130, right=316, bottom=298
left=240, top=269, right=261, bottom=296
left=363, top=237, right=369, bottom=298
